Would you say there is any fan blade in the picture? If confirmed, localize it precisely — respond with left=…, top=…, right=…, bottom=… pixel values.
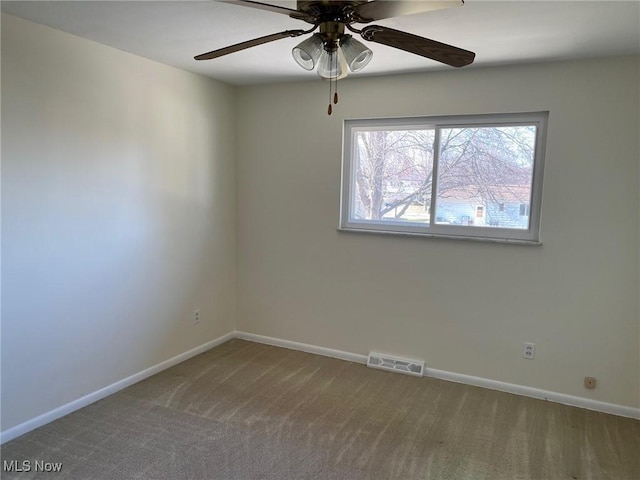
left=195, top=29, right=306, bottom=60
left=353, top=0, right=462, bottom=23
left=361, top=25, right=475, bottom=67
left=218, top=0, right=315, bottom=22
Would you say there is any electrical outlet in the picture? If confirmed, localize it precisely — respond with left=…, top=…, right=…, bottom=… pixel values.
left=584, top=377, right=597, bottom=389
left=523, top=342, right=535, bottom=360
left=193, top=309, right=200, bottom=325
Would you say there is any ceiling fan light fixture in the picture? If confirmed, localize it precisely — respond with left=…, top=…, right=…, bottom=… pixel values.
left=292, top=33, right=323, bottom=71
left=340, top=36, right=373, bottom=72
left=195, top=0, right=476, bottom=114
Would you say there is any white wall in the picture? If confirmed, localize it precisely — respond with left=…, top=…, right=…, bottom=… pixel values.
left=236, top=56, right=640, bottom=409
left=1, top=14, right=237, bottom=431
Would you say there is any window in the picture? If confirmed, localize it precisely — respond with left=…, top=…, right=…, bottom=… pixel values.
left=340, top=112, right=548, bottom=243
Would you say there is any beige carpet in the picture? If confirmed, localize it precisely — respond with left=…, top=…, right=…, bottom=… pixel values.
left=1, top=339, right=639, bottom=479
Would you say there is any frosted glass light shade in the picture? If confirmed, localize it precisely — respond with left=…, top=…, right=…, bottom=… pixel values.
left=292, top=34, right=323, bottom=71
left=341, top=36, right=373, bottom=72
left=317, top=50, right=343, bottom=79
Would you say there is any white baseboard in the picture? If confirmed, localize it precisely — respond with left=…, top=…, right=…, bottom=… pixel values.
left=0, top=331, right=235, bottom=445
left=3, top=329, right=638, bottom=445
left=235, top=331, right=368, bottom=364
left=236, top=331, right=640, bottom=420
left=425, top=367, right=640, bottom=419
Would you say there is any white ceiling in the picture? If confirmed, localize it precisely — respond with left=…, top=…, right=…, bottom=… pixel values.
left=2, top=0, right=639, bottom=85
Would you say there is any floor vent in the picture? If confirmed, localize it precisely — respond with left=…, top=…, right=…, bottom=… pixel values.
left=367, top=352, right=425, bottom=377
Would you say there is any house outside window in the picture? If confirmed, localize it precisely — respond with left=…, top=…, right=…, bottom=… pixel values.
left=340, top=112, right=548, bottom=243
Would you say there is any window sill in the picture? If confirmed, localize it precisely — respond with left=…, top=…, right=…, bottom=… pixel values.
left=337, top=227, right=543, bottom=246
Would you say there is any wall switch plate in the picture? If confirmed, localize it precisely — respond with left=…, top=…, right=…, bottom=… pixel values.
left=523, top=342, right=535, bottom=359
left=193, top=309, right=200, bottom=325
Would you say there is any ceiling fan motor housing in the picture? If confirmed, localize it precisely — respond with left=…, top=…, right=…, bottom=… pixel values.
left=319, top=21, right=346, bottom=51
left=296, top=0, right=370, bottom=25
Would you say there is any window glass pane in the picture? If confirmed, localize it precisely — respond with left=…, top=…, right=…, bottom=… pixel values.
left=352, top=129, right=435, bottom=224
left=341, top=113, right=547, bottom=243
left=435, top=125, right=536, bottom=229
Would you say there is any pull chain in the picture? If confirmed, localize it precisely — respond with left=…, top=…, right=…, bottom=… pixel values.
left=333, top=47, right=339, bottom=105
left=327, top=50, right=339, bottom=115
left=328, top=63, right=333, bottom=115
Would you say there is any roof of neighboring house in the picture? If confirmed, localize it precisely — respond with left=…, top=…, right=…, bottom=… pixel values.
left=438, top=185, right=531, bottom=203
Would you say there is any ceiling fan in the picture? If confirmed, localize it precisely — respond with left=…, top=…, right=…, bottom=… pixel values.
left=195, top=1, right=475, bottom=113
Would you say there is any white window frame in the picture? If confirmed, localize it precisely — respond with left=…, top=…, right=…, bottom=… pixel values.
left=339, top=112, right=548, bottom=244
